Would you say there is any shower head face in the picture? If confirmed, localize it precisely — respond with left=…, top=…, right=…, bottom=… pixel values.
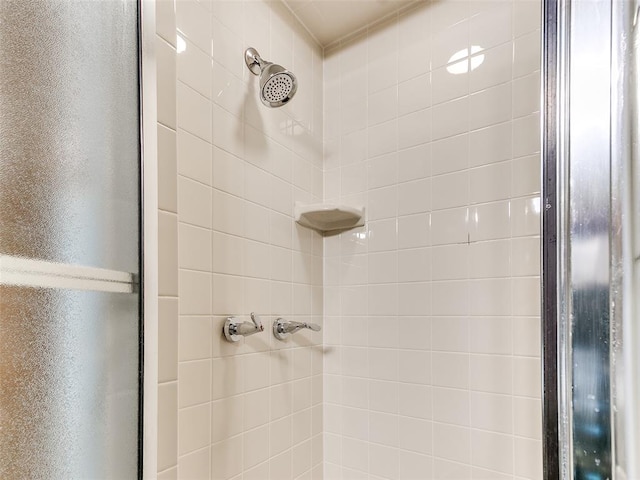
left=245, top=47, right=297, bottom=108
left=260, top=64, right=297, bottom=108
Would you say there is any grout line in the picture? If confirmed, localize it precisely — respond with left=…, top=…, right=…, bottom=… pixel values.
left=157, top=119, right=177, bottom=132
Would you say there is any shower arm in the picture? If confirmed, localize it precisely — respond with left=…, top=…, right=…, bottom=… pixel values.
left=245, top=47, right=270, bottom=76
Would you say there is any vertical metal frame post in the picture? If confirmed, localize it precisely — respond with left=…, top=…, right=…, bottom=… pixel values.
left=139, top=0, right=158, bottom=477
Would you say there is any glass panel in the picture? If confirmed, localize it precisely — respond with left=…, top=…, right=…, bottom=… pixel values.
left=0, top=286, right=139, bottom=479
left=0, top=0, right=141, bottom=476
left=0, top=0, right=140, bottom=273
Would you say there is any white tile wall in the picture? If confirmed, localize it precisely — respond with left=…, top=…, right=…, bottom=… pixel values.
left=157, top=0, right=543, bottom=478
left=157, top=0, right=324, bottom=478
left=157, top=0, right=179, bottom=476
left=322, top=1, right=542, bottom=479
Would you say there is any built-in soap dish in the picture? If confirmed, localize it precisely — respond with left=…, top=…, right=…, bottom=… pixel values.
left=294, top=202, right=365, bottom=233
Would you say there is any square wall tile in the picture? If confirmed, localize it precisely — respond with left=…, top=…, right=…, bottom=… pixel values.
left=179, top=270, right=211, bottom=315
left=177, top=82, right=212, bottom=143
left=432, top=96, right=469, bottom=141
left=399, top=383, right=432, bottom=420
left=158, top=467, right=177, bottom=480
left=157, top=37, right=176, bottom=130
left=211, top=396, right=243, bottom=443
left=398, top=213, right=430, bottom=249
left=399, top=73, right=432, bottom=117
left=432, top=317, right=469, bottom=352
left=179, top=359, right=211, bottom=407
left=469, top=354, right=513, bottom=395
left=514, top=356, right=542, bottom=398
left=433, top=387, right=470, bottom=426
left=399, top=143, right=431, bottom=182
left=432, top=352, right=469, bottom=389
left=159, top=298, right=179, bottom=382
left=471, top=430, right=514, bottom=474
left=176, top=0, right=212, bottom=55
left=469, top=2, right=512, bottom=50
left=469, top=121, right=512, bottom=167
left=178, top=403, right=210, bottom=455
left=177, top=38, right=212, bottom=99
left=469, top=83, right=512, bottom=131
left=159, top=125, right=178, bottom=213
left=514, top=1, right=543, bottom=38
left=469, top=391, right=513, bottom=434
left=431, top=244, right=470, bottom=280
left=432, top=21, right=469, bottom=70
left=470, top=42, right=512, bottom=93
left=469, top=317, right=512, bottom=355
left=398, top=178, right=431, bottom=215
left=432, top=133, right=468, bottom=175
left=433, top=423, right=471, bottom=464
left=399, top=108, right=432, bottom=150
left=432, top=64, right=468, bottom=106
left=515, top=437, right=543, bottom=479
left=179, top=316, right=212, bottom=361
left=432, top=171, right=469, bottom=211
left=159, top=212, right=178, bottom=297
left=156, top=0, right=176, bottom=46
left=178, top=128, right=213, bottom=186
left=513, top=71, right=541, bottom=118
left=431, top=207, right=468, bottom=246
left=469, top=239, right=510, bottom=279
left=514, top=30, right=541, bottom=79
left=469, top=161, right=511, bottom=205
left=369, top=120, right=398, bottom=158
left=178, top=223, right=212, bottom=272
left=514, top=397, right=542, bottom=440
left=210, top=435, right=242, bottom=480
left=158, top=382, right=178, bottom=471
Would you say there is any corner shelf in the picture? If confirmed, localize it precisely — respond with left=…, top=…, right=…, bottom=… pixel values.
left=294, top=202, right=365, bottom=233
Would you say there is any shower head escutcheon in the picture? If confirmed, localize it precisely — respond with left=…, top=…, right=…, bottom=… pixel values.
left=245, top=47, right=298, bottom=108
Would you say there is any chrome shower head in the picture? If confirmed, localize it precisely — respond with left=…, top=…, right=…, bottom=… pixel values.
left=245, top=47, right=297, bottom=108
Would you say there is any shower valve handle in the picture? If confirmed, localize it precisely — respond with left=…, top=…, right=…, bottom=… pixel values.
left=273, top=318, right=321, bottom=340
left=223, top=312, right=264, bottom=342
left=250, top=312, right=263, bottom=330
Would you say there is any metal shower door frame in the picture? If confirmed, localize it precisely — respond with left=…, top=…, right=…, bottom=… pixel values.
left=543, top=0, right=640, bottom=479
left=541, top=0, right=562, bottom=478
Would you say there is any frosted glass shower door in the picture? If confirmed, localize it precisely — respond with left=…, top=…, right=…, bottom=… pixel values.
left=0, top=1, right=141, bottom=478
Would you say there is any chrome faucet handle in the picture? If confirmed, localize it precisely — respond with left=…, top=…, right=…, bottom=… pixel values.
left=224, top=314, right=265, bottom=343
left=306, top=322, right=321, bottom=332
left=250, top=312, right=263, bottom=330
left=272, top=318, right=322, bottom=340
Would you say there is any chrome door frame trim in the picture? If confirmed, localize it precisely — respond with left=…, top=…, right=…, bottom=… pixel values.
left=139, top=0, right=158, bottom=478
left=565, top=0, right=614, bottom=475
left=542, top=0, right=563, bottom=478
left=544, top=1, right=624, bottom=479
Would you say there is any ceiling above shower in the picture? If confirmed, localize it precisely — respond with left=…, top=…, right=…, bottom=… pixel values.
left=283, top=0, right=422, bottom=47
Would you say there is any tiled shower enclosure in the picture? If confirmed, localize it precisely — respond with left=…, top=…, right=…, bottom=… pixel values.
left=155, top=0, right=542, bottom=478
